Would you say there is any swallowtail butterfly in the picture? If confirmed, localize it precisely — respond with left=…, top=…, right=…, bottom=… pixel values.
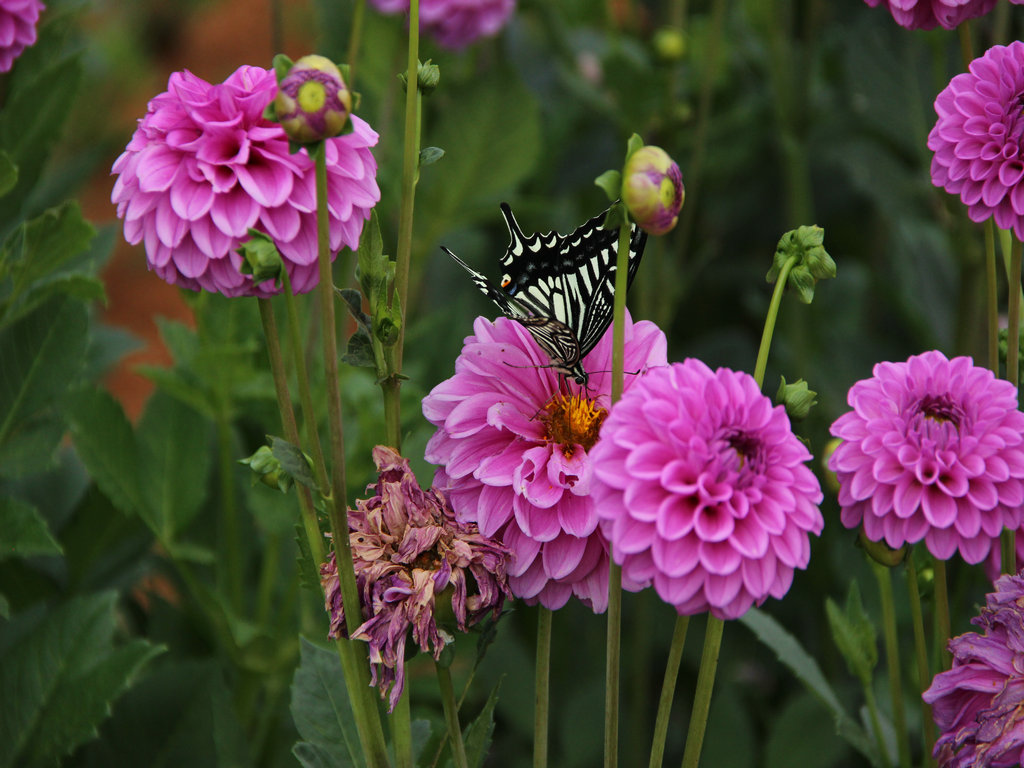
left=443, top=203, right=647, bottom=386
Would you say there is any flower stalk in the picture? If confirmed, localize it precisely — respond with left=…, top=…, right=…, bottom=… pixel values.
left=534, top=607, right=552, bottom=768
left=648, top=615, right=689, bottom=768
left=680, top=616, right=724, bottom=768
left=437, top=662, right=469, bottom=768
left=905, top=550, right=937, bottom=767
left=872, top=561, right=911, bottom=768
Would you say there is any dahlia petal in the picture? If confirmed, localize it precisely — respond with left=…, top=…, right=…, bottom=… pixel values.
left=541, top=534, right=588, bottom=580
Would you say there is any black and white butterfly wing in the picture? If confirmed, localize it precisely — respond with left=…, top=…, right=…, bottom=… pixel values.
left=443, top=245, right=584, bottom=378
left=496, top=203, right=647, bottom=360
left=444, top=203, right=647, bottom=384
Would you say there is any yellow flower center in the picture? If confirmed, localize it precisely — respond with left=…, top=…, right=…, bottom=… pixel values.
left=297, top=80, right=327, bottom=113
left=543, top=392, right=607, bottom=456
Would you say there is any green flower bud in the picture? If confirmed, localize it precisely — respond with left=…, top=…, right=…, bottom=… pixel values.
left=653, top=27, right=686, bottom=62
left=621, top=145, right=684, bottom=236
left=775, top=376, right=817, bottom=420
left=240, top=445, right=292, bottom=493
left=274, top=54, right=352, bottom=144
left=821, top=437, right=841, bottom=496
left=858, top=530, right=908, bottom=568
left=237, top=230, right=284, bottom=286
left=767, top=225, right=835, bottom=304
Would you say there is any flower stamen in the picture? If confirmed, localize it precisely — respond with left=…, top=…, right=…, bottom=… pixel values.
left=542, top=392, right=607, bottom=456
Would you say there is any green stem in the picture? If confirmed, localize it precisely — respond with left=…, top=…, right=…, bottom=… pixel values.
left=534, top=607, right=552, bottom=768
left=985, top=221, right=999, bottom=375
left=216, top=414, right=243, bottom=613
left=872, top=562, right=911, bottom=768
left=862, top=681, right=892, bottom=768
left=679, top=616, right=724, bottom=768
left=934, top=558, right=951, bottom=669
left=256, top=532, right=281, bottom=626
left=1003, top=236, right=1022, bottom=575
left=611, top=220, right=632, bottom=401
left=604, top=562, right=623, bottom=768
left=957, top=21, right=974, bottom=69
left=346, top=0, right=366, bottom=90
left=905, top=550, right=937, bottom=767
left=437, top=662, right=469, bottom=768
left=648, top=615, right=690, bottom=768
left=256, top=297, right=388, bottom=768
left=392, top=685, right=413, bottom=768
left=754, top=255, right=798, bottom=389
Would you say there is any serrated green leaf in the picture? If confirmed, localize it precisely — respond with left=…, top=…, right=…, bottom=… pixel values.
left=740, top=608, right=880, bottom=767
left=290, top=638, right=363, bottom=768
left=0, top=415, right=64, bottom=479
left=464, top=678, right=501, bottom=768
left=0, top=298, right=87, bottom=471
left=355, top=210, right=386, bottom=310
left=64, top=387, right=149, bottom=525
left=826, top=582, right=877, bottom=687
left=295, top=523, right=321, bottom=594
left=766, top=692, right=851, bottom=768
left=0, top=592, right=162, bottom=767
left=0, top=496, right=61, bottom=560
left=138, top=390, right=212, bottom=539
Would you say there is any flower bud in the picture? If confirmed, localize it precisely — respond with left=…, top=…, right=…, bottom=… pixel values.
left=776, top=376, right=817, bottom=420
left=858, top=530, right=908, bottom=567
left=653, top=27, right=686, bottom=62
left=237, top=230, right=284, bottom=286
left=240, top=445, right=292, bottom=493
left=274, top=55, right=352, bottom=144
left=621, top=145, right=684, bottom=236
left=767, top=225, right=835, bottom=304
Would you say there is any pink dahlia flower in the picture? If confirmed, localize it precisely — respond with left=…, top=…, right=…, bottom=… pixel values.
left=923, top=572, right=1024, bottom=767
left=321, top=446, right=510, bottom=712
left=829, top=350, right=1024, bottom=563
left=0, top=0, right=43, bottom=73
left=863, top=0, right=1015, bottom=30
left=370, top=0, right=516, bottom=49
left=929, top=41, right=1024, bottom=238
left=111, top=66, right=380, bottom=298
left=589, top=360, right=824, bottom=620
left=422, top=313, right=667, bottom=612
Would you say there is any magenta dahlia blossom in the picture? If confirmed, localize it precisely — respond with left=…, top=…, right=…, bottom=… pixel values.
left=321, top=446, right=510, bottom=712
left=0, top=0, right=43, bottom=73
left=829, top=351, right=1024, bottom=563
left=589, top=360, right=824, bottom=620
left=422, top=313, right=667, bottom=612
left=863, top=0, right=1014, bottom=30
left=923, top=572, right=1024, bottom=767
left=111, top=66, right=379, bottom=298
left=928, top=41, right=1024, bottom=238
left=369, top=0, right=516, bottom=49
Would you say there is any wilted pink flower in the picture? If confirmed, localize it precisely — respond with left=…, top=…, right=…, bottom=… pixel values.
left=0, top=0, right=43, bottom=73
left=369, top=0, right=516, bottom=49
left=829, top=350, right=1024, bottom=563
left=423, top=313, right=667, bottom=613
left=589, top=360, right=824, bottom=620
left=863, top=0, right=1012, bottom=30
left=929, top=41, right=1024, bottom=238
left=923, top=571, right=1024, bottom=767
left=111, top=65, right=379, bottom=298
left=320, top=446, right=510, bottom=711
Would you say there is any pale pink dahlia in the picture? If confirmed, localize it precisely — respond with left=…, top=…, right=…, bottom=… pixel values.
left=422, top=313, right=667, bottom=612
left=370, top=0, right=516, bottom=49
left=111, top=66, right=379, bottom=298
left=829, top=350, right=1024, bottom=563
left=923, top=572, right=1024, bottom=767
left=321, top=446, right=510, bottom=712
left=0, top=0, right=43, bottom=73
left=863, top=0, right=1014, bottom=30
left=929, top=41, right=1024, bottom=238
left=589, top=360, right=824, bottom=620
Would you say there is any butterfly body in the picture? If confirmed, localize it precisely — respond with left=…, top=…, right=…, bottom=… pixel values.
left=443, top=203, right=647, bottom=386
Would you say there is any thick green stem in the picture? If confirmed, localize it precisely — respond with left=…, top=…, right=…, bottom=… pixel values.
left=755, top=255, right=798, bottom=389
left=1001, top=236, right=1022, bottom=574
left=679, top=616, right=724, bottom=768
left=934, top=558, right=951, bottom=669
left=872, top=562, right=911, bottom=768
left=437, top=663, right=469, bottom=768
left=957, top=21, right=974, bottom=69
left=346, top=0, right=366, bottom=90
left=256, top=298, right=388, bottom=768
left=534, top=607, right=552, bottom=768
left=392, top=686, right=413, bottom=768
left=985, top=221, right=999, bottom=374
left=862, top=681, right=892, bottom=768
left=905, top=550, right=937, bottom=767
left=648, top=615, right=690, bottom=768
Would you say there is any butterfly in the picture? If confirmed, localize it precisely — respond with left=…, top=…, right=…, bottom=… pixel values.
left=443, top=202, right=647, bottom=386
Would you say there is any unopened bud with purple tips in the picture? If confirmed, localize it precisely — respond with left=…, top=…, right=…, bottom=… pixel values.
left=621, top=145, right=684, bottom=236
left=274, top=55, right=352, bottom=144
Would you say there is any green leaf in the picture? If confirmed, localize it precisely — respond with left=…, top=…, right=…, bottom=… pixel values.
left=290, top=638, right=362, bottom=768
left=826, top=582, right=878, bottom=688
left=0, top=592, right=162, bottom=767
left=418, top=146, right=445, bottom=168
left=0, top=54, right=83, bottom=229
left=594, top=169, right=622, bottom=202
left=740, top=608, right=880, bottom=767
left=138, top=390, right=212, bottom=539
left=0, top=496, right=62, bottom=560
left=464, top=678, right=501, bottom=768
left=0, top=297, right=88, bottom=476
left=765, top=693, right=852, bottom=768
left=0, top=201, right=97, bottom=328
left=64, top=387, right=149, bottom=525
left=355, top=210, right=387, bottom=312
left=342, top=327, right=376, bottom=369
left=337, top=287, right=371, bottom=332
left=0, top=151, right=16, bottom=198
left=270, top=435, right=319, bottom=494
